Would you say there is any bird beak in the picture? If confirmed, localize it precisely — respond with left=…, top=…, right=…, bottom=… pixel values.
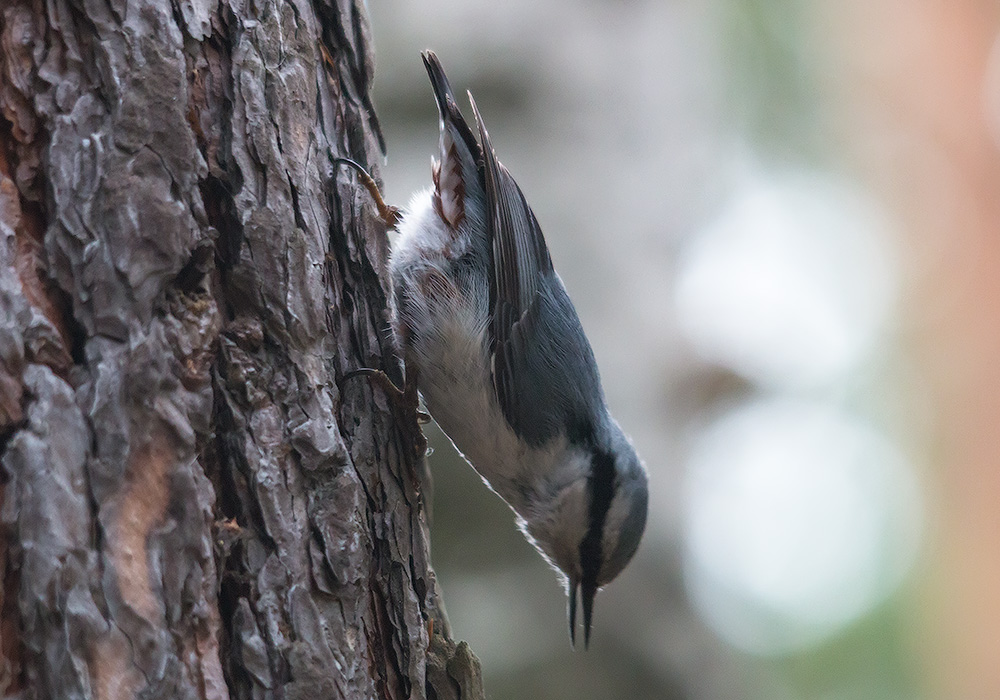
left=568, top=580, right=579, bottom=648
left=581, top=580, right=597, bottom=649
left=568, top=579, right=598, bottom=649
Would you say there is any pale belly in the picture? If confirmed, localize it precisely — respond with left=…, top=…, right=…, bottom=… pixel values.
left=389, top=189, right=543, bottom=501
left=388, top=190, right=593, bottom=574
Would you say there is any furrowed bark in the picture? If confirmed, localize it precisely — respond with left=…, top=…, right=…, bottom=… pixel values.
left=0, top=1, right=483, bottom=698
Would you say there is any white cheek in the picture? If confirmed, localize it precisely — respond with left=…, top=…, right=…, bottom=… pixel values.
left=599, top=495, right=635, bottom=580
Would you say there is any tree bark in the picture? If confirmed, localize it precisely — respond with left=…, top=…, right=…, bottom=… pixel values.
left=0, top=1, right=482, bottom=698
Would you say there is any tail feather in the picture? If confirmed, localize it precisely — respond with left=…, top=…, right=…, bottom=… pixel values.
left=421, top=51, right=480, bottom=158
left=421, top=51, right=482, bottom=229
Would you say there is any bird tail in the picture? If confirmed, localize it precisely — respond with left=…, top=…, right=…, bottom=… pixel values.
left=421, top=51, right=483, bottom=230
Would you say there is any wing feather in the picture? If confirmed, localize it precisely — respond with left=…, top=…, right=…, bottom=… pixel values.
left=469, top=95, right=603, bottom=445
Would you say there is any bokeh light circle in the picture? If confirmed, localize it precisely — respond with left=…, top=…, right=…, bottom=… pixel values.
left=683, top=398, right=922, bottom=655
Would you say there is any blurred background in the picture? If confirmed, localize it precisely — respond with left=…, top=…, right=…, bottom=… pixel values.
left=366, top=1, right=1000, bottom=698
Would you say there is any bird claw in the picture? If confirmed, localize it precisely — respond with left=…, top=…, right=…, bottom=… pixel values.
left=333, top=157, right=401, bottom=228
left=341, top=367, right=408, bottom=402
left=340, top=365, right=427, bottom=459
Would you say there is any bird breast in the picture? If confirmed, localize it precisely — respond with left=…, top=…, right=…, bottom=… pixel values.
left=390, top=189, right=561, bottom=508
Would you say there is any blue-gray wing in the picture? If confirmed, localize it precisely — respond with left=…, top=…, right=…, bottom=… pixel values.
left=469, top=96, right=605, bottom=446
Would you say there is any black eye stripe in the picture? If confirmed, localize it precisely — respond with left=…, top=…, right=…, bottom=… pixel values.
left=579, top=447, right=616, bottom=586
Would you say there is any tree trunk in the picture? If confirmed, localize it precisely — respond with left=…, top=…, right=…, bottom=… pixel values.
left=0, top=1, right=482, bottom=698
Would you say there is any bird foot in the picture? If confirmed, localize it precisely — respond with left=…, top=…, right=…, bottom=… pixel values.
left=340, top=366, right=428, bottom=458
left=334, top=157, right=401, bottom=228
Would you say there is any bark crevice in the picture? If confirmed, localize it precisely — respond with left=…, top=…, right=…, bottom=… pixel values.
left=0, top=1, right=487, bottom=697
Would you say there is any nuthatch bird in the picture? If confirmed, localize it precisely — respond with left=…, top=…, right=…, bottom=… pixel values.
left=345, top=52, right=648, bottom=648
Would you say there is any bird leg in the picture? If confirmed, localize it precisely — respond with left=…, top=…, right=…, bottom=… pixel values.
left=334, top=157, right=402, bottom=228
left=341, top=367, right=428, bottom=420
left=340, top=364, right=429, bottom=461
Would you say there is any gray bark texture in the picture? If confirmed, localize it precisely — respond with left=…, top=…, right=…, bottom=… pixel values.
left=0, top=1, right=484, bottom=698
